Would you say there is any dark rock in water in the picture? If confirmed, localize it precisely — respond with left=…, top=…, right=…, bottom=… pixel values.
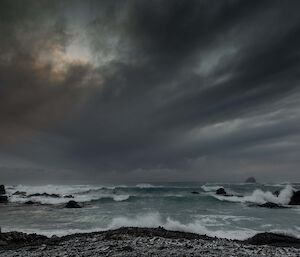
left=289, top=190, right=300, bottom=205
left=273, top=190, right=280, bottom=197
left=0, top=195, right=8, bottom=203
left=24, top=201, right=35, bottom=205
left=13, top=191, right=27, bottom=196
left=216, top=188, right=227, bottom=195
left=0, top=185, right=8, bottom=203
left=256, top=202, right=288, bottom=209
left=28, top=193, right=60, bottom=198
left=245, top=177, right=256, bottom=183
left=64, top=194, right=74, bottom=198
left=0, top=185, right=6, bottom=195
left=191, top=191, right=199, bottom=194
left=246, top=232, right=300, bottom=247
left=65, top=200, right=81, bottom=208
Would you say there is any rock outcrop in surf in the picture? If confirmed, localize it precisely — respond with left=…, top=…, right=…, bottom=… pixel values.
left=256, top=202, right=288, bottom=209
left=289, top=190, right=300, bottom=205
left=65, top=200, right=81, bottom=208
left=245, top=177, right=256, bottom=183
left=0, top=185, right=6, bottom=195
left=246, top=232, right=300, bottom=248
left=216, top=188, right=227, bottom=195
left=0, top=185, right=8, bottom=203
left=215, top=188, right=236, bottom=197
left=28, top=193, right=60, bottom=198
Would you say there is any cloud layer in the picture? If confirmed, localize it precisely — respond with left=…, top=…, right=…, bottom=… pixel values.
left=1, top=0, right=300, bottom=183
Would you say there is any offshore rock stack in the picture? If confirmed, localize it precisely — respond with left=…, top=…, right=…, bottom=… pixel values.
left=0, top=185, right=8, bottom=203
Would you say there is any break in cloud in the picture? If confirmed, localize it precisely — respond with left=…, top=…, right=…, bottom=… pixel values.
left=1, top=0, right=300, bottom=184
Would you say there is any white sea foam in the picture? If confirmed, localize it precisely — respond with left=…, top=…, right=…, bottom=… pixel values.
left=135, top=183, right=161, bottom=188
left=9, top=193, right=130, bottom=204
left=201, top=185, right=222, bottom=192
left=213, top=185, right=294, bottom=205
left=107, top=212, right=260, bottom=240
left=192, top=214, right=259, bottom=226
left=7, top=184, right=103, bottom=196
left=6, top=184, right=132, bottom=204
left=112, top=194, right=130, bottom=201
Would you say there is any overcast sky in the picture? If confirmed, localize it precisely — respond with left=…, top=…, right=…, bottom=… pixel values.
left=1, top=0, right=300, bottom=184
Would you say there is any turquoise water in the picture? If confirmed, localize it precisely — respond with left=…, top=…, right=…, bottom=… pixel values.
left=0, top=183, right=299, bottom=240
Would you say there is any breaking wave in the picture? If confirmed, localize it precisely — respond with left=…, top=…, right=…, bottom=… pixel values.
left=4, top=212, right=300, bottom=240
left=106, top=212, right=260, bottom=240
left=135, top=183, right=160, bottom=188
left=212, top=185, right=294, bottom=205
left=9, top=193, right=131, bottom=205
left=201, top=184, right=223, bottom=192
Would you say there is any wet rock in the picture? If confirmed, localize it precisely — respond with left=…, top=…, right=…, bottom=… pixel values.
left=245, top=177, right=256, bottom=183
left=28, top=193, right=60, bottom=198
left=289, top=190, right=300, bottom=205
left=65, top=200, right=81, bottom=208
left=0, top=195, right=8, bottom=203
left=191, top=191, right=199, bottom=194
left=0, top=185, right=6, bottom=195
left=216, top=188, right=227, bottom=196
left=246, top=232, right=300, bottom=247
left=13, top=191, right=27, bottom=196
left=24, top=201, right=35, bottom=205
left=64, top=195, right=74, bottom=198
left=256, top=202, right=287, bottom=209
left=273, top=190, right=280, bottom=197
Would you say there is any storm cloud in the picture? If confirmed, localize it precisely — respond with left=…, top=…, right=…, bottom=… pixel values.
left=1, top=0, right=300, bottom=183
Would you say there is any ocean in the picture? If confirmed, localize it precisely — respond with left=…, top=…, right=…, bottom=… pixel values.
left=0, top=183, right=299, bottom=240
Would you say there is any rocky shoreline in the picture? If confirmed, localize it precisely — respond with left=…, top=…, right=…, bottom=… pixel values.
left=0, top=227, right=300, bottom=256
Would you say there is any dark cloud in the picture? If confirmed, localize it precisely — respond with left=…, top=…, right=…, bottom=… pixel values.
left=1, top=0, right=300, bottom=183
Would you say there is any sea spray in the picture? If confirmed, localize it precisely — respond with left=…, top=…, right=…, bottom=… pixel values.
left=213, top=185, right=294, bottom=205
left=107, top=212, right=259, bottom=240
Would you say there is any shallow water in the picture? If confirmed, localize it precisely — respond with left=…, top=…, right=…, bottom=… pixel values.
left=0, top=182, right=299, bottom=240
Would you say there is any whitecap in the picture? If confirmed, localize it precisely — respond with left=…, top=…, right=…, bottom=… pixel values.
left=212, top=185, right=294, bottom=205
left=135, top=183, right=161, bottom=188
left=106, top=212, right=260, bottom=240
left=201, top=185, right=222, bottom=192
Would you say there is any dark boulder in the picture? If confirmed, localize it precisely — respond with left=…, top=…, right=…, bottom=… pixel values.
left=0, top=185, right=6, bottom=195
left=64, top=195, right=74, bottom=198
left=256, top=202, right=288, bottom=209
left=246, top=232, right=300, bottom=247
left=0, top=195, right=8, bottom=203
left=289, top=190, right=300, bottom=205
left=245, top=177, right=256, bottom=183
left=28, top=193, right=60, bottom=198
left=191, top=191, right=199, bottom=194
left=216, top=188, right=227, bottom=196
left=24, top=201, right=35, bottom=205
left=273, top=190, right=280, bottom=197
left=65, top=200, right=81, bottom=208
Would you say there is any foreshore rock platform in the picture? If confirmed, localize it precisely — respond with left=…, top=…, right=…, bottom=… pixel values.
left=0, top=227, right=300, bottom=256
